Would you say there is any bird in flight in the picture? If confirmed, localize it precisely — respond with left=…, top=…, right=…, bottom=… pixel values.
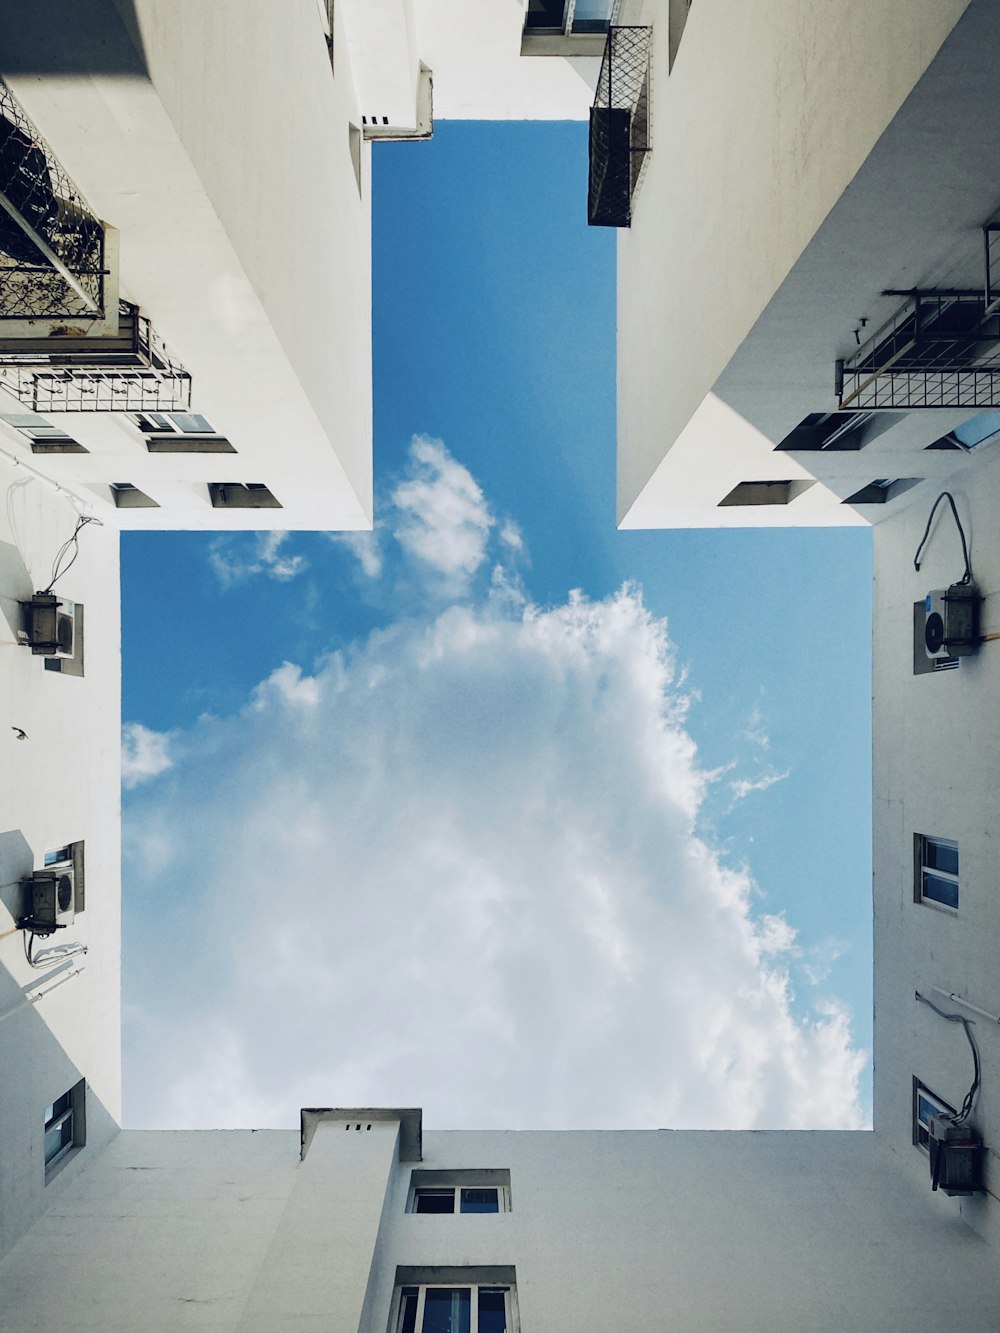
left=11, top=727, right=27, bottom=740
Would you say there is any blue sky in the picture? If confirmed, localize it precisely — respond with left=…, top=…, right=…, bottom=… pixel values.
left=121, top=123, right=872, bottom=1130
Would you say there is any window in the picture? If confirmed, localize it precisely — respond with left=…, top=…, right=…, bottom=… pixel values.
left=110, top=482, right=159, bottom=509
left=44, top=1079, right=85, bottom=1179
left=718, top=479, right=815, bottom=507
left=208, top=482, right=281, bottom=509
left=926, top=411, right=1000, bottom=452
left=1, top=412, right=86, bottom=453
left=776, top=410, right=899, bottom=452
left=521, top=0, right=611, bottom=54
left=132, top=410, right=235, bottom=454
left=914, top=835, right=959, bottom=910
left=394, top=1284, right=517, bottom=1333
left=406, top=1169, right=511, bottom=1214
left=843, top=477, right=921, bottom=505
left=913, top=1078, right=954, bottom=1149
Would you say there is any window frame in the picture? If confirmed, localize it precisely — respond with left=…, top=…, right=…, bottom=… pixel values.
left=1, top=411, right=86, bottom=453
left=392, top=1282, right=518, bottom=1333
left=43, top=1079, right=86, bottom=1181
left=913, top=834, right=959, bottom=912
left=913, top=1078, right=955, bottom=1150
left=405, top=1169, right=511, bottom=1215
left=130, top=410, right=235, bottom=454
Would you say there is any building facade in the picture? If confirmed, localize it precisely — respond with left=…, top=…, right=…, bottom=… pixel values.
left=1, top=1, right=999, bottom=1328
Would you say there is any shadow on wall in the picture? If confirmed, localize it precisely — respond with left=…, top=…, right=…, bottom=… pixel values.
left=0, top=535, right=32, bottom=645
left=0, top=0, right=149, bottom=78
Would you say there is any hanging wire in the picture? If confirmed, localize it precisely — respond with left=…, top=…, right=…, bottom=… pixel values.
left=22, top=929, right=87, bottom=970
left=913, top=491, right=973, bottom=584
left=915, top=990, right=981, bottom=1124
left=42, top=512, right=100, bottom=593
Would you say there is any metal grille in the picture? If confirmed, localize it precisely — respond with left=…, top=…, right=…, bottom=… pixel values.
left=588, top=26, right=652, bottom=229
left=0, top=80, right=106, bottom=321
left=0, top=301, right=192, bottom=412
left=837, top=291, right=1000, bottom=410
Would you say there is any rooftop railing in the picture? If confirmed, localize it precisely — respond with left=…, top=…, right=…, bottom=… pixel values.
left=588, top=26, right=652, bottom=228
left=0, top=80, right=107, bottom=322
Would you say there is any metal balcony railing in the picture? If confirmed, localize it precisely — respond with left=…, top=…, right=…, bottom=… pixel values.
left=836, top=291, right=1000, bottom=410
left=588, top=26, right=652, bottom=229
left=0, top=301, right=192, bottom=412
left=0, top=80, right=107, bottom=321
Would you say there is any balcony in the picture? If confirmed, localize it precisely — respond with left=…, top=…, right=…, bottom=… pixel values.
left=837, top=290, right=1000, bottom=411
left=0, top=301, right=192, bottom=413
left=588, top=26, right=652, bottom=229
left=0, top=79, right=112, bottom=327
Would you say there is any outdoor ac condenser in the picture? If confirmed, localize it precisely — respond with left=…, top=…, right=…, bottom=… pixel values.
left=928, top=1115, right=984, bottom=1195
left=924, top=584, right=980, bottom=659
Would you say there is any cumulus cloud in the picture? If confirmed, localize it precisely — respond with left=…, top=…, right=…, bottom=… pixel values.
left=124, top=579, right=865, bottom=1132
left=328, top=529, right=383, bottom=579
left=391, top=436, right=495, bottom=589
left=121, top=722, right=173, bottom=789
left=209, top=530, right=306, bottom=586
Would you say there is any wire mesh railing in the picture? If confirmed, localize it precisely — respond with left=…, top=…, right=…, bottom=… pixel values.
left=0, top=80, right=106, bottom=321
left=836, top=290, right=1000, bottom=410
left=588, top=26, right=652, bottom=228
left=0, top=301, right=192, bottom=412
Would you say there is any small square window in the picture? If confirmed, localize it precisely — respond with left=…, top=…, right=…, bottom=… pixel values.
left=913, top=1078, right=954, bottom=1150
left=208, top=482, right=281, bottom=509
left=913, top=834, right=959, bottom=910
left=1, top=412, right=87, bottom=453
left=44, top=1079, right=85, bottom=1180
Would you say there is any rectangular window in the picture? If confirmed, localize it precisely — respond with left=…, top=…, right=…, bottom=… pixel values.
left=132, top=410, right=235, bottom=454
left=395, top=1284, right=516, bottom=1333
left=44, top=1079, right=85, bottom=1179
left=913, top=1078, right=954, bottom=1149
left=208, top=482, right=281, bottom=509
left=914, top=835, right=959, bottom=910
left=1, top=411, right=86, bottom=453
left=407, top=1169, right=511, bottom=1214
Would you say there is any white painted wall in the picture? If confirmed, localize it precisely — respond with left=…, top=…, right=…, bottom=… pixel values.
left=872, top=443, right=1000, bottom=1248
left=0, top=453, right=121, bottom=1260
left=617, top=0, right=973, bottom=524
left=0, top=0, right=374, bottom=531
left=1, top=1122, right=999, bottom=1331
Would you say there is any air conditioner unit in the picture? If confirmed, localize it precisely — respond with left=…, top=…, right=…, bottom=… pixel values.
left=22, top=864, right=75, bottom=933
left=924, top=584, right=980, bottom=660
left=23, top=592, right=75, bottom=658
left=928, top=1115, right=984, bottom=1195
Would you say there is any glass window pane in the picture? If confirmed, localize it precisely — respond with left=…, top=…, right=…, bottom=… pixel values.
left=45, top=1092, right=71, bottom=1126
left=44, top=1116, right=72, bottom=1163
left=478, top=1289, right=508, bottom=1333
left=422, top=1288, right=470, bottom=1333
left=524, top=0, right=566, bottom=29
left=168, top=412, right=214, bottom=434
left=571, top=0, right=613, bottom=32
left=922, top=872, right=959, bottom=909
left=1, top=413, right=48, bottom=427
left=953, top=411, right=1000, bottom=448
left=460, top=1187, right=499, bottom=1213
left=398, top=1289, right=418, bottom=1333
left=415, top=1189, right=455, bottom=1213
left=925, top=839, right=958, bottom=876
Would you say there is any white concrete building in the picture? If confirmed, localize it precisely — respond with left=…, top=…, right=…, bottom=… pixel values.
left=2, top=1, right=1000, bottom=1329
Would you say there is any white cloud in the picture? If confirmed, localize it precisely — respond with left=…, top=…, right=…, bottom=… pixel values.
left=124, top=585, right=865, bottom=1133
left=121, top=722, right=173, bottom=789
left=328, top=529, right=383, bottom=579
left=391, top=436, right=494, bottom=589
left=209, top=530, right=306, bottom=586
left=729, top=768, right=790, bottom=802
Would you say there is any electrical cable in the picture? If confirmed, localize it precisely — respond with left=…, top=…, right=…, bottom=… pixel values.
left=913, top=491, right=972, bottom=585
left=42, top=512, right=100, bottom=593
left=22, top=928, right=87, bottom=970
left=915, top=990, right=981, bottom=1124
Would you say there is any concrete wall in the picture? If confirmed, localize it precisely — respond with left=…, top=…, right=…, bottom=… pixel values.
left=617, top=0, right=972, bottom=523
left=0, top=453, right=121, bottom=1259
left=2, top=1123, right=999, bottom=1331
left=873, top=444, right=1000, bottom=1248
left=0, top=0, right=374, bottom=530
